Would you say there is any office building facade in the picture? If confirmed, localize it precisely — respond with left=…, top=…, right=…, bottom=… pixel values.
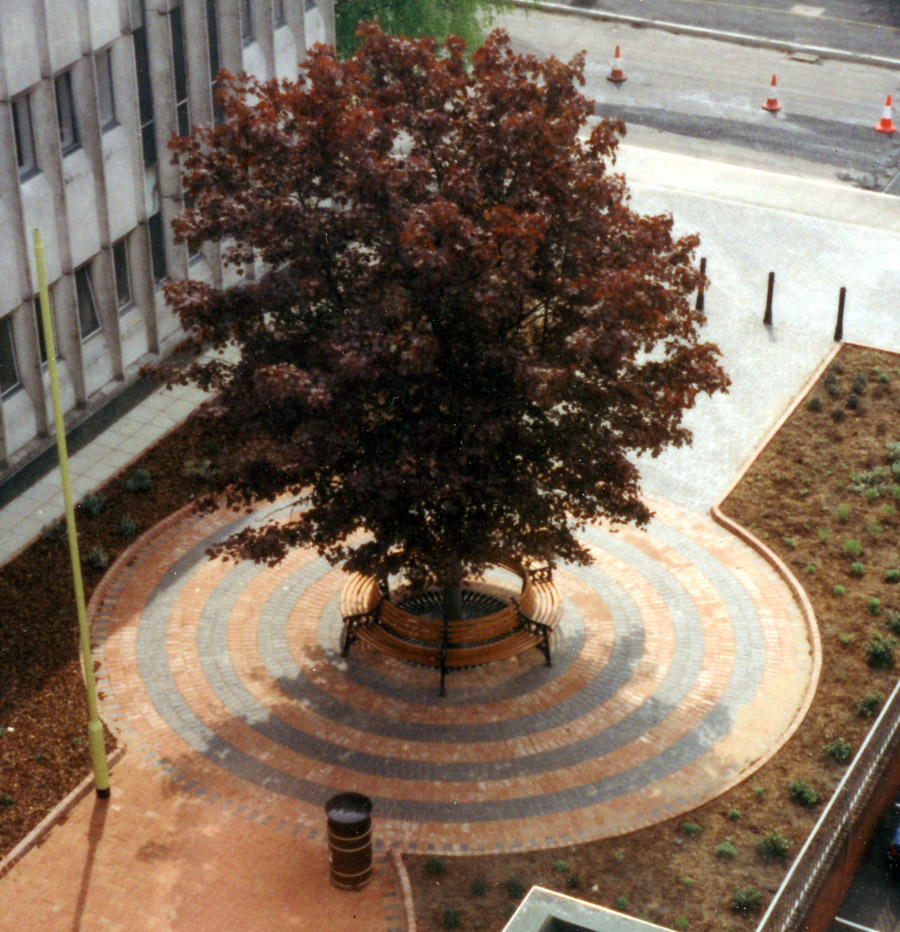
left=0, top=0, right=335, bottom=475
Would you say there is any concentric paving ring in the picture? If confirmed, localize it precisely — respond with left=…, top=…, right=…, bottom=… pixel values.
left=91, top=495, right=816, bottom=853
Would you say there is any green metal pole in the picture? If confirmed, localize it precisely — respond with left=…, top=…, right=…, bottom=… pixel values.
left=33, top=229, right=110, bottom=798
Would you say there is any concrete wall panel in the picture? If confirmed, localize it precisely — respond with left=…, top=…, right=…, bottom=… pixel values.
left=20, top=175, right=62, bottom=292
left=61, top=150, right=102, bottom=267
left=81, top=330, right=115, bottom=396
left=0, top=4, right=41, bottom=96
left=102, top=129, right=139, bottom=241
left=88, top=0, right=121, bottom=49
left=45, top=0, right=82, bottom=71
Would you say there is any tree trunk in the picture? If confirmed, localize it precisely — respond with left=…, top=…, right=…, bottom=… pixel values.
left=440, top=557, right=464, bottom=621
left=441, top=586, right=464, bottom=622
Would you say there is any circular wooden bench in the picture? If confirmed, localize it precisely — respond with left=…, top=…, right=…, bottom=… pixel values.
left=339, top=561, right=562, bottom=695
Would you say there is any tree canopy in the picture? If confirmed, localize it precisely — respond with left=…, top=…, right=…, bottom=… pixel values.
left=335, top=0, right=513, bottom=58
left=164, top=24, right=729, bottom=591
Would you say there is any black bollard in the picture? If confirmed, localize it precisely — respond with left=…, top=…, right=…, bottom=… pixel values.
left=696, top=257, right=706, bottom=311
left=834, top=287, right=846, bottom=342
left=763, top=272, right=775, bottom=326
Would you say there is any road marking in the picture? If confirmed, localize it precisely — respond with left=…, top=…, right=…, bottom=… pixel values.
left=791, top=4, right=824, bottom=16
left=835, top=917, right=882, bottom=932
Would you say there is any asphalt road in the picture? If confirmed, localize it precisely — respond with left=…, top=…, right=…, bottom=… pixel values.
left=562, top=0, right=900, bottom=60
left=499, top=6, right=900, bottom=192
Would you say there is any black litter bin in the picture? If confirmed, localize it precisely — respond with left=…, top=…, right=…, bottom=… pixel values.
left=325, top=792, right=373, bottom=889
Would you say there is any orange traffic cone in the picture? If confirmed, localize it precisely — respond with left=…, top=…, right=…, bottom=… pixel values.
left=761, top=75, right=782, bottom=112
left=875, top=94, right=896, bottom=133
left=607, top=46, right=626, bottom=84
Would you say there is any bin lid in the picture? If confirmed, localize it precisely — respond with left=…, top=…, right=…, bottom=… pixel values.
left=326, top=792, right=373, bottom=824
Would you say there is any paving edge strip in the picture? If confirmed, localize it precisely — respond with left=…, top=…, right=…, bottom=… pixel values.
left=391, top=849, right=419, bottom=932
left=0, top=744, right=126, bottom=880
left=704, top=342, right=861, bottom=785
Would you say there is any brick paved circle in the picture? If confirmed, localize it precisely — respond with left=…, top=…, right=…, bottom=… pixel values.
left=92, top=495, right=816, bottom=853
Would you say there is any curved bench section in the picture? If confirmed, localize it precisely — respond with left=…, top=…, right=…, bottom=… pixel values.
left=339, top=562, right=562, bottom=696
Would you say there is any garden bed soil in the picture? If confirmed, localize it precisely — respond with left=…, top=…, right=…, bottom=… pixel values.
left=1, top=344, right=899, bottom=932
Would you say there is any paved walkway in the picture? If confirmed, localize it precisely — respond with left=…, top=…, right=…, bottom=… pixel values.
left=3, top=13, right=900, bottom=925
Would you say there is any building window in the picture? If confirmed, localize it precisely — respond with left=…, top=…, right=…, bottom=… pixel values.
left=148, top=212, right=168, bottom=283
left=241, top=0, right=253, bottom=44
left=12, top=95, right=38, bottom=179
left=0, top=316, right=20, bottom=396
left=132, top=1, right=157, bottom=164
left=55, top=70, right=80, bottom=154
left=112, top=239, right=132, bottom=310
left=170, top=4, right=190, bottom=137
left=274, top=0, right=286, bottom=27
left=75, top=266, right=101, bottom=338
left=96, top=48, right=117, bottom=130
left=206, top=0, right=224, bottom=123
left=34, top=297, right=50, bottom=364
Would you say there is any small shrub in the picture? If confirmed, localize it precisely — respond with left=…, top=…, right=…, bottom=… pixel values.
left=716, top=841, right=737, bottom=859
left=806, top=564, right=816, bottom=575
left=783, top=537, right=797, bottom=549
left=425, top=857, right=447, bottom=876
left=835, top=504, right=850, bottom=523
left=83, top=546, right=109, bottom=571
left=850, top=563, right=865, bottom=578
left=118, top=514, right=138, bottom=538
left=843, top=539, right=862, bottom=558
left=852, top=373, right=868, bottom=395
left=753, top=786, right=765, bottom=799
left=878, top=372, right=890, bottom=383
left=869, top=597, right=882, bottom=615
left=470, top=876, right=486, bottom=897
left=726, top=808, right=741, bottom=821
left=816, top=527, right=830, bottom=543
left=613, top=852, right=625, bottom=863
left=865, top=633, right=897, bottom=668
left=41, top=520, right=66, bottom=542
left=838, top=632, right=853, bottom=646
left=681, top=823, right=700, bottom=836
left=882, top=504, right=898, bottom=518
left=505, top=876, right=526, bottom=899
left=887, top=611, right=900, bottom=633
left=733, top=887, right=763, bottom=913
left=856, top=692, right=884, bottom=717
left=833, top=585, right=846, bottom=596
left=80, top=492, right=107, bottom=516
left=124, top=468, right=152, bottom=493
left=756, top=829, right=792, bottom=859
left=807, top=395, right=822, bottom=412
left=680, top=876, right=694, bottom=887
left=551, top=860, right=569, bottom=872
left=823, top=738, right=853, bottom=763
left=846, top=393, right=860, bottom=411
left=832, top=406, right=846, bottom=422
left=789, top=780, right=819, bottom=807
left=675, top=917, right=689, bottom=931
left=442, top=908, right=460, bottom=930
left=885, top=569, right=900, bottom=584
left=565, top=875, right=580, bottom=890
left=887, top=440, right=900, bottom=463
left=615, top=896, right=629, bottom=910
left=864, top=487, right=880, bottom=501
left=867, top=522, right=884, bottom=536
left=0, top=793, right=14, bottom=807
